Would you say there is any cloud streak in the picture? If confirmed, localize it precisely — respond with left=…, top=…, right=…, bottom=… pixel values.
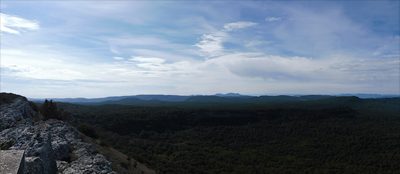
left=265, top=17, right=281, bottom=21
left=113, top=57, right=124, bottom=60
left=195, top=21, right=258, bottom=57
left=223, top=21, right=257, bottom=31
left=1, top=13, right=40, bottom=34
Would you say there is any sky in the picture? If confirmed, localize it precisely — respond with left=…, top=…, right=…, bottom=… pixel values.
left=1, top=1, right=399, bottom=98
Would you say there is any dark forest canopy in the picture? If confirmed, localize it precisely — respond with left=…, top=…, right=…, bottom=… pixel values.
left=52, top=96, right=400, bottom=174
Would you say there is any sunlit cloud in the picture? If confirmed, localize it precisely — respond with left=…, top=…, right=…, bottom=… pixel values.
left=194, top=32, right=227, bottom=57
left=0, top=13, right=40, bottom=35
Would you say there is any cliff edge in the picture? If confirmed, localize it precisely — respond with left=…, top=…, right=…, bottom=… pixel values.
left=0, top=93, right=117, bottom=174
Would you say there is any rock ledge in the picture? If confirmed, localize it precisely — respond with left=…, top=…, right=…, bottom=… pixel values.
left=0, top=97, right=117, bottom=174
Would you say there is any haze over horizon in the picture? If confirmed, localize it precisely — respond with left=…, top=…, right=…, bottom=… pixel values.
left=1, top=1, right=399, bottom=98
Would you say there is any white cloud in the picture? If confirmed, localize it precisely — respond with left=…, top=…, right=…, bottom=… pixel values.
left=265, top=17, right=281, bottom=21
left=0, top=13, right=40, bottom=35
left=2, top=45, right=398, bottom=97
left=223, top=21, right=257, bottom=31
left=113, top=57, right=124, bottom=60
left=55, top=69, right=82, bottom=76
left=104, top=35, right=200, bottom=62
left=208, top=53, right=328, bottom=82
left=130, top=56, right=169, bottom=71
left=195, top=21, right=257, bottom=57
left=109, top=46, right=120, bottom=54
left=205, top=52, right=399, bottom=88
left=130, top=56, right=166, bottom=64
left=1, top=24, right=19, bottom=34
left=194, top=32, right=226, bottom=57
left=1, top=64, right=85, bottom=81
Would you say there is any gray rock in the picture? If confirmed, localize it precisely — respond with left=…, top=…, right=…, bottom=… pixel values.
left=7, top=122, right=58, bottom=174
left=62, top=141, right=117, bottom=174
left=25, top=157, right=44, bottom=174
left=0, top=97, right=39, bottom=131
left=56, top=160, right=69, bottom=172
left=0, top=97, right=118, bottom=174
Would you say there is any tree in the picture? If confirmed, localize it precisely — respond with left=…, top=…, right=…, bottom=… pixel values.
left=39, top=99, right=69, bottom=121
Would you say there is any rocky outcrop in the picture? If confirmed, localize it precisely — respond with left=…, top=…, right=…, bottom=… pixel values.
left=0, top=97, right=39, bottom=131
left=7, top=123, right=58, bottom=174
left=0, top=97, right=117, bottom=174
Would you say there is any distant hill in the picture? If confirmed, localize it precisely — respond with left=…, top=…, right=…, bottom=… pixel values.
left=185, top=95, right=334, bottom=103
left=215, top=93, right=252, bottom=98
left=29, top=93, right=399, bottom=104
left=130, top=95, right=190, bottom=102
left=30, top=93, right=248, bottom=103
left=95, top=97, right=165, bottom=105
left=337, top=94, right=400, bottom=98
left=29, top=96, right=134, bottom=103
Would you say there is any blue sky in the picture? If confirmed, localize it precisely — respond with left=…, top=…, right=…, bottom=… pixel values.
left=1, top=1, right=399, bottom=98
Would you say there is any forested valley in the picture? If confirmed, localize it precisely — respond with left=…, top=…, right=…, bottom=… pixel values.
left=53, top=96, right=400, bottom=174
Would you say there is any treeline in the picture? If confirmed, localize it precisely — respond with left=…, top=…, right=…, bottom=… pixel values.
left=58, top=97, right=400, bottom=174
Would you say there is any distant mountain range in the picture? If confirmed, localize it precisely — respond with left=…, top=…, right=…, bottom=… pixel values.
left=29, top=93, right=399, bottom=104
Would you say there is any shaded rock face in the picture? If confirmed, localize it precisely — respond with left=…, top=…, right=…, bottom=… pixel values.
left=25, top=157, right=45, bottom=174
left=0, top=97, right=117, bottom=174
left=0, top=97, right=39, bottom=131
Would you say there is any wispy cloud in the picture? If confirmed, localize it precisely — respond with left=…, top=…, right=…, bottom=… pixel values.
left=113, top=57, right=124, bottom=60
left=209, top=53, right=329, bottom=82
left=195, top=21, right=258, bottom=57
left=55, top=69, right=82, bottom=76
left=207, top=52, right=399, bottom=89
left=105, top=35, right=168, bottom=46
left=194, top=32, right=227, bottom=57
left=245, top=39, right=269, bottom=47
left=0, top=13, right=40, bottom=35
left=131, top=56, right=166, bottom=65
left=223, top=21, right=257, bottom=31
left=265, top=17, right=281, bottom=21
left=373, top=36, right=400, bottom=56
